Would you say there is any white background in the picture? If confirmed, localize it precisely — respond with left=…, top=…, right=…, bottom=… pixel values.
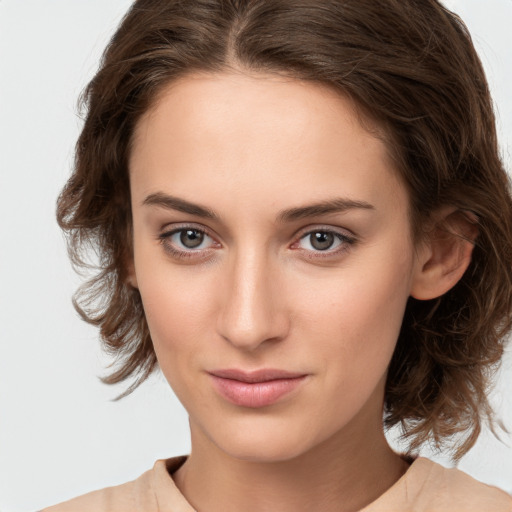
left=0, top=1, right=511, bottom=510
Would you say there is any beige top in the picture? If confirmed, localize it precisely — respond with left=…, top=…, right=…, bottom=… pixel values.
left=42, top=456, right=512, bottom=512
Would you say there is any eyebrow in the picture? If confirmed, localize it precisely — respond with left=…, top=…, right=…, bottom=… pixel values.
left=277, top=197, right=375, bottom=222
left=143, top=192, right=218, bottom=219
left=142, top=192, right=375, bottom=223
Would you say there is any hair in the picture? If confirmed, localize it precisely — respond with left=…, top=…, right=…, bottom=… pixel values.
left=57, top=0, right=512, bottom=460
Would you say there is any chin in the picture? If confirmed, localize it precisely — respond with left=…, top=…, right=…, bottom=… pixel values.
left=206, top=418, right=324, bottom=463
left=220, top=439, right=310, bottom=463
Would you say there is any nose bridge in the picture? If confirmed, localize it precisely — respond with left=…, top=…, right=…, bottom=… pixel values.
left=217, top=244, right=287, bottom=350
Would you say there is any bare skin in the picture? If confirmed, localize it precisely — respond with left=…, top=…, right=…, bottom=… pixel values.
left=128, top=70, right=474, bottom=512
left=174, top=379, right=409, bottom=511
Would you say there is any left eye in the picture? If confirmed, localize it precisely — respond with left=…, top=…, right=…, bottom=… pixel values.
left=297, top=230, right=349, bottom=252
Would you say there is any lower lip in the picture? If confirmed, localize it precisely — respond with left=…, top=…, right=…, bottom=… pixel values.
left=209, top=375, right=307, bottom=408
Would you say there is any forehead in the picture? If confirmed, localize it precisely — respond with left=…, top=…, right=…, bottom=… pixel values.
left=129, top=71, right=407, bottom=222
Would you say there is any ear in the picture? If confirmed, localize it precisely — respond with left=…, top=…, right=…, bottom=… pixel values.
left=125, top=257, right=139, bottom=289
left=410, top=208, right=478, bottom=300
left=123, top=223, right=138, bottom=289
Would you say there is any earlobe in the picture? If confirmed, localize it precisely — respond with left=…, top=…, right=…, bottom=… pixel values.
left=410, top=209, right=478, bottom=301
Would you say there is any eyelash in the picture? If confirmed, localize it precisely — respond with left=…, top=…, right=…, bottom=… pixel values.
left=157, top=224, right=357, bottom=261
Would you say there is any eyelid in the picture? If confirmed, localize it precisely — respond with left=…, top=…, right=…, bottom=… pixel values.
left=293, top=224, right=356, bottom=240
left=159, top=222, right=219, bottom=242
left=158, top=221, right=355, bottom=240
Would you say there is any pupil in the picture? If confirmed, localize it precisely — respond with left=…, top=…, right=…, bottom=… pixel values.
left=180, top=229, right=204, bottom=248
left=311, top=232, right=334, bottom=250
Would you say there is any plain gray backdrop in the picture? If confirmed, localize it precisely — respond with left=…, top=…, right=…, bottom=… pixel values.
left=0, top=1, right=511, bottom=510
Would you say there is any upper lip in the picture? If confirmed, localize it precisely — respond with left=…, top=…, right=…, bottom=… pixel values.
left=209, top=369, right=307, bottom=383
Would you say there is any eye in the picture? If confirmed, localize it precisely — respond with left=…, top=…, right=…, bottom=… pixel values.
left=158, top=225, right=219, bottom=258
left=300, top=231, right=339, bottom=251
left=173, top=228, right=209, bottom=249
left=294, top=228, right=356, bottom=257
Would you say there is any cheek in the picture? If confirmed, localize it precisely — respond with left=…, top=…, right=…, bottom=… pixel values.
left=138, top=267, right=217, bottom=351
left=136, top=266, right=218, bottom=407
left=133, top=238, right=203, bottom=345
left=296, top=244, right=414, bottom=384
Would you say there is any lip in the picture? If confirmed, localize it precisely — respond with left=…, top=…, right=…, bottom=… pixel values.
left=208, top=369, right=308, bottom=408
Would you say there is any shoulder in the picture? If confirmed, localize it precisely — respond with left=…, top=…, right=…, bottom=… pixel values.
left=40, top=468, right=156, bottom=512
left=415, top=457, right=511, bottom=511
left=40, top=456, right=189, bottom=512
left=365, top=457, right=512, bottom=512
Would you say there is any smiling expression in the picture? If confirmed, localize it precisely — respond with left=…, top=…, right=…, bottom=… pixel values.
left=128, top=71, right=421, bottom=462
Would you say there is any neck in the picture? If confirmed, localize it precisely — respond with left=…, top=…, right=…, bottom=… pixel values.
left=173, top=412, right=409, bottom=512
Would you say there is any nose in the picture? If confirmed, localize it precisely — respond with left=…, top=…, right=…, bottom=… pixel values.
left=216, top=249, right=289, bottom=351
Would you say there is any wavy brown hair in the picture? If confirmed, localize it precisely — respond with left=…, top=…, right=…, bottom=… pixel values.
left=57, top=0, right=512, bottom=459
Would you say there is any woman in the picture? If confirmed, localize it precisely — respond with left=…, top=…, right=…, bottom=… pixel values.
left=42, top=0, right=512, bottom=510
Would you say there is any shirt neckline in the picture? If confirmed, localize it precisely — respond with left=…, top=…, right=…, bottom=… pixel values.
left=153, top=455, right=429, bottom=512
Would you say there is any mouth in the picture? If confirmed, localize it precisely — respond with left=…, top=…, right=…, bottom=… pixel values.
left=208, top=369, right=308, bottom=408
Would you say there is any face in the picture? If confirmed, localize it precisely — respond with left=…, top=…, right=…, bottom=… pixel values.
left=129, top=71, right=421, bottom=462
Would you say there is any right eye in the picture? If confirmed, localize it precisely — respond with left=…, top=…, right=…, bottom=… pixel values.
left=158, top=226, right=219, bottom=259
